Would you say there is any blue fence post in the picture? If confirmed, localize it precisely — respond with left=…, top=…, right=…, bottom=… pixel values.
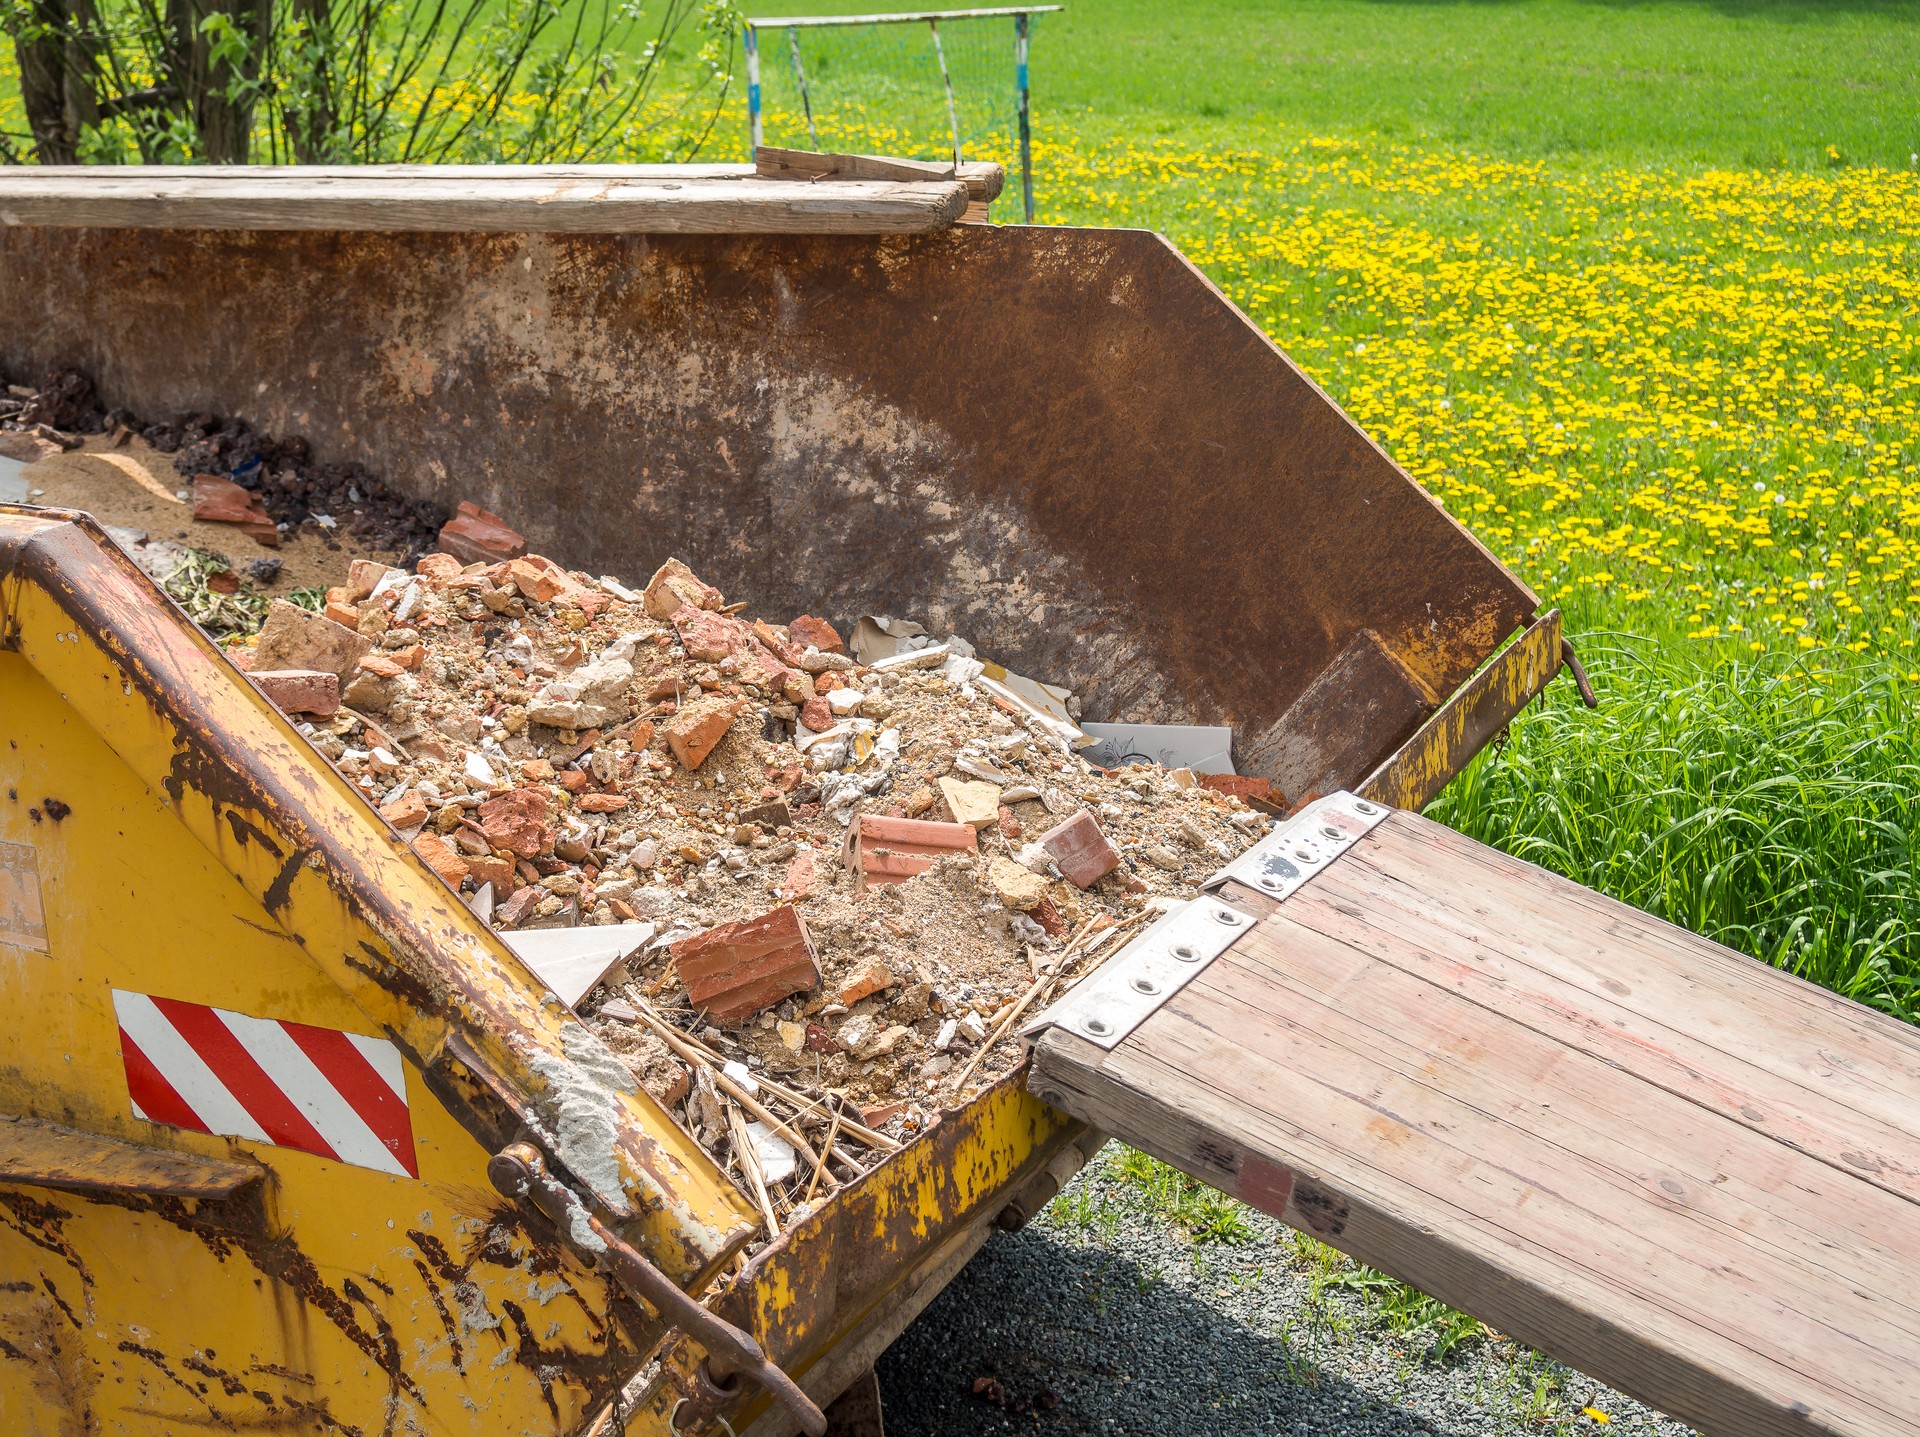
left=746, top=24, right=764, bottom=151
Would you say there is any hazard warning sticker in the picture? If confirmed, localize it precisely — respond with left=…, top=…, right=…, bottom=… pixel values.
left=0, top=841, right=49, bottom=953
left=112, top=990, right=418, bottom=1177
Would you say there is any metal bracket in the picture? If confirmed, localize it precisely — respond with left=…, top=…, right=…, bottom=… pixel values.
left=1200, top=790, right=1389, bottom=901
left=1023, top=897, right=1254, bottom=1051
left=1022, top=793, right=1390, bottom=1053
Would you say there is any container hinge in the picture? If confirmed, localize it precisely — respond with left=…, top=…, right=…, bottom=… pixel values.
left=1022, top=896, right=1255, bottom=1051
left=1199, top=790, right=1389, bottom=902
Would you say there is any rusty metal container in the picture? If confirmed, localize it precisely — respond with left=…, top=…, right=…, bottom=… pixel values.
left=0, top=159, right=1562, bottom=1436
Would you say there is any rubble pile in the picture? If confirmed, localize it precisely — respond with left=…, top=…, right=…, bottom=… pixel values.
left=233, top=542, right=1274, bottom=1233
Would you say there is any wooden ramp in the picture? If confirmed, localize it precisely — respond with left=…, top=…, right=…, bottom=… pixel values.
left=1024, top=796, right=1920, bottom=1437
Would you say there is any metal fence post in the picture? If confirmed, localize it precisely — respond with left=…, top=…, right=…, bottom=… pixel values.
left=1015, top=11, right=1034, bottom=222
left=746, top=23, right=764, bottom=150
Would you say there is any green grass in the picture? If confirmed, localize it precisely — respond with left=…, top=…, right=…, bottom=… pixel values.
left=739, top=0, right=1920, bottom=169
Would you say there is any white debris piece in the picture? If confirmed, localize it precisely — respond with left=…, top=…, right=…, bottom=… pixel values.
left=745, top=1120, right=797, bottom=1183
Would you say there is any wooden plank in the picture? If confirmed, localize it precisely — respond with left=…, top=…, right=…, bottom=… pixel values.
left=0, top=168, right=970, bottom=234
left=1027, top=812, right=1920, bottom=1437
left=755, top=145, right=1006, bottom=202
left=0, top=1113, right=264, bottom=1197
left=1292, top=825, right=1920, bottom=1207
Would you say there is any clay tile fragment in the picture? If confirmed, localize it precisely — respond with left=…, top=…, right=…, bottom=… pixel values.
left=665, top=696, right=745, bottom=770
left=1038, top=810, right=1122, bottom=888
left=671, top=904, right=820, bottom=1021
left=191, top=475, right=278, bottom=545
left=437, top=501, right=526, bottom=564
left=844, top=814, right=977, bottom=893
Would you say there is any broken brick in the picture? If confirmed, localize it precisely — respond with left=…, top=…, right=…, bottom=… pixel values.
left=324, top=600, right=360, bottom=628
left=781, top=849, right=817, bottom=901
left=576, top=793, right=628, bottom=813
left=413, top=832, right=470, bottom=885
left=251, top=668, right=340, bottom=717
left=799, top=696, right=834, bottom=732
left=666, top=696, right=744, bottom=770
left=347, top=558, right=396, bottom=600
left=998, top=805, right=1023, bottom=841
left=845, top=814, right=978, bottom=892
left=1039, top=810, right=1122, bottom=888
left=1199, top=774, right=1274, bottom=805
left=671, top=904, right=820, bottom=1021
left=414, top=552, right=464, bottom=581
left=504, top=556, right=566, bottom=602
left=673, top=607, right=748, bottom=662
left=466, top=853, right=517, bottom=889
left=496, top=883, right=545, bottom=928
left=252, top=600, right=372, bottom=681
left=437, top=501, right=527, bottom=564
left=356, top=653, right=406, bottom=678
left=1029, top=895, right=1068, bottom=937
left=478, top=786, right=555, bottom=858
left=788, top=614, right=844, bottom=654
left=839, top=958, right=896, bottom=1005
left=643, top=557, right=723, bottom=620
left=858, top=1101, right=907, bottom=1128
left=379, top=790, right=430, bottom=830
left=805, top=1022, right=838, bottom=1054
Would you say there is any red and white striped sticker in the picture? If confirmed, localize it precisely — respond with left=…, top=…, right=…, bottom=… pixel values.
left=113, top=990, right=417, bottom=1177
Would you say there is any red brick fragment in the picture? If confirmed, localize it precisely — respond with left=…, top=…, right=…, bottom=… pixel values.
left=478, top=786, right=555, bottom=858
left=347, top=558, right=396, bottom=600
left=643, top=558, right=723, bottom=620
left=466, top=853, right=517, bottom=889
left=799, top=696, right=834, bottom=732
left=998, top=805, right=1023, bottom=841
left=206, top=570, right=240, bottom=595
left=781, top=849, right=817, bottom=902
left=496, top=883, right=545, bottom=928
left=1038, top=810, right=1122, bottom=888
left=415, top=552, right=464, bottom=580
left=1028, top=895, right=1068, bottom=937
left=576, top=792, right=628, bottom=813
left=438, top=501, right=527, bottom=564
left=378, top=790, right=430, bottom=830
left=839, top=959, right=896, bottom=1005
left=859, top=1101, right=907, bottom=1128
left=844, top=814, right=978, bottom=893
left=666, top=696, right=744, bottom=770
left=357, top=653, right=406, bottom=678
left=504, top=556, right=565, bottom=602
left=788, top=614, right=844, bottom=654
left=671, top=904, right=821, bottom=1021
left=413, top=832, right=470, bottom=885
left=805, top=1022, right=838, bottom=1054
left=673, top=607, right=749, bottom=662
left=1199, top=774, right=1274, bottom=804
left=251, top=668, right=340, bottom=717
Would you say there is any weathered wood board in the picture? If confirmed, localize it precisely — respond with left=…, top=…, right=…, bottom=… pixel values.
left=1028, top=808, right=1920, bottom=1437
left=0, top=166, right=970, bottom=233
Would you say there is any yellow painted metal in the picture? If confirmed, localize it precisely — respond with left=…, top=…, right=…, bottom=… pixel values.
left=0, top=507, right=758, bottom=1435
left=1360, top=609, right=1564, bottom=812
left=632, top=1078, right=1083, bottom=1435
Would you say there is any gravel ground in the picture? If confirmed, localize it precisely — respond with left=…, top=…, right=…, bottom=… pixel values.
left=878, top=1150, right=1697, bottom=1437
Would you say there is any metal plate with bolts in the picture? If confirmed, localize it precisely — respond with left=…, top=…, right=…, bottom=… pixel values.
left=1022, top=897, right=1254, bottom=1052
left=1201, top=790, right=1390, bottom=902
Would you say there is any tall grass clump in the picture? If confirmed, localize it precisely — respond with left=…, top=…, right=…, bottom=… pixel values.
left=1430, top=641, right=1920, bottom=1022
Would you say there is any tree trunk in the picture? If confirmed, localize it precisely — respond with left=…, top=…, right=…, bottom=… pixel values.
left=162, top=0, right=272, bottom=163
left=12, top=0, right=101, bottom=163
